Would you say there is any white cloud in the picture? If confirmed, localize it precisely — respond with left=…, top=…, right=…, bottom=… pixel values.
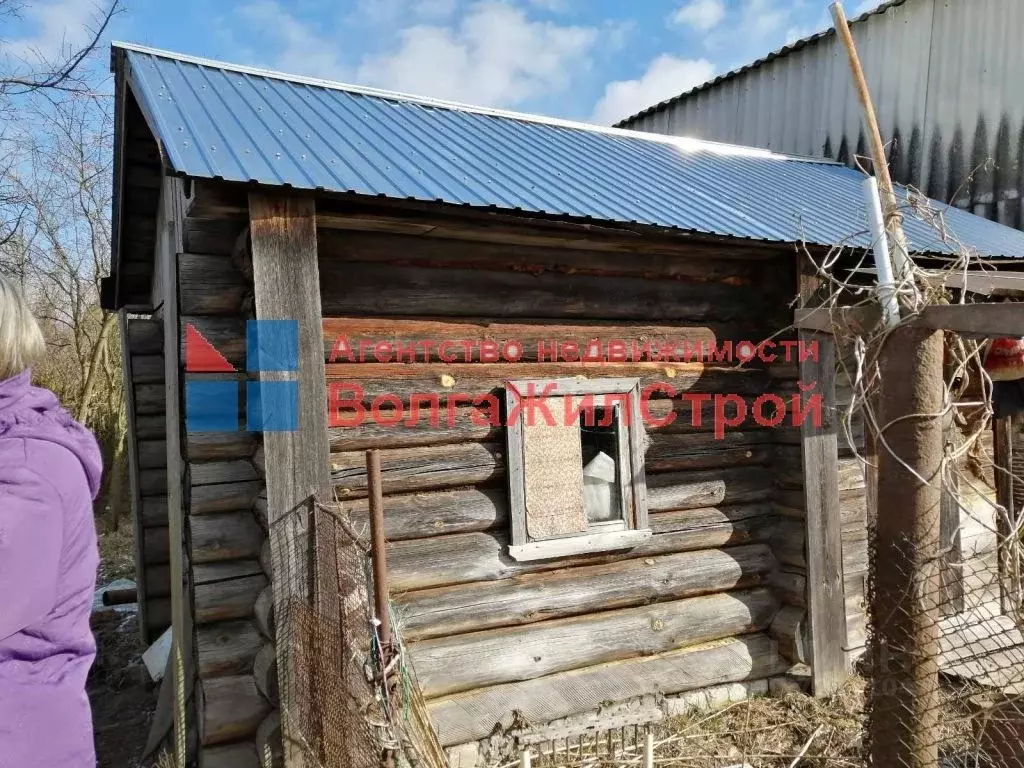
left=4, top=0, right=104, bottom=63
left=669, top=0, right=726, bottom=32
left=591, top=54, right=715, bottom=125
left=356, top=1, right=598, bottom=108
left=238, top=0, right=347, bottom=79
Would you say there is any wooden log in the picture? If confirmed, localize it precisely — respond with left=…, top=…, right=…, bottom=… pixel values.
left=254, top=586, right=274, bottom=639
left=252, top=445, right=265, bottom=476
left=396, top=544, right=775, bottom=640
left=190, top=513, right=264, bottom=563
left=253, top=493, right=267, bottom=531
left=135, top=413, right=167, bottom=440
left=200, top=743, right=260, bottom=768
left=195, top=574, right=268, bottom=625
left=141, top=496, right=168, bottom=528
left=332, top=442, right=503, bottom=498
left=411, top=587, right=777, bottom=697
left=194, top=560, right=264, bottom=585
left=188, top=432, right=258, bottom=462
left=192, top=481, right=263, bottom=515
left=325, top=362, right=769, bottom=402
left=180, top=316, right=247, bottom=370
left=137, top=439, right=167, bottom=470
left=427, top=633, right=786, bottom=746
left=316, top=229, right=766, bottom=283
left=646, top=431, right=772, bottom=473
left=253, top=642, right=278, bottom=706
left=131, top=354, right=165, bottom=384
left=127, top=318, right=163, bottom=354
left=774, top=448, right=866, bottom=492
left=145, top=564, right=172, bottom=598
left=135, top=383, right=166, bottom=414
left=345, top=486, right=508, bottom=542
left=144, top=526, right=170, bottom=564
left=320, top=316, right=756, bottom=364
left=179, top=253, right=250, bottom=316
left=191, top=460, right=260, bottom=487
left=388, top=506, right=777, bottom=593
left=197, top=620, right=264, bottom=678
left=770, top=605, right=808, bottom=664
left=772, top=569, right=806, bottom=608
left=316, top=260, right=758, bottom=321
left=140, top=468, right=168, bottom=496
left=200, top=675, right=271, bottom=746
left=648, top=467, right=773, bottom=512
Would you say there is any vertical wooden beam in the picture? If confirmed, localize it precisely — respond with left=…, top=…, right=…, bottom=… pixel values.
left=120, top=309, right=150, bottom=642
left=800, top=330, right=848, bottom=695
left=248, top=194, right=342, bottom=767
left=994, top=416, right=1015, bottom=614
left=939, top=408, right=964, bottom=615
left=159, top=176, right=189, bottom=768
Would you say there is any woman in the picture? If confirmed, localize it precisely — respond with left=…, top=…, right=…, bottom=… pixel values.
left=0, top=275, right=101, bottom=768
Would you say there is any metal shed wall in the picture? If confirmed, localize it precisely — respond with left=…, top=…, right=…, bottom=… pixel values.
left=620, top=0, right=1024, bottom=228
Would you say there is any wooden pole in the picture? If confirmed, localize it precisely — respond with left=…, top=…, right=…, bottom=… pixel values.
left=366, top=449, right=392, bottom=651
left=829, top=1, right=911, bottom=283
left=869, top=327, right=944, bottom=768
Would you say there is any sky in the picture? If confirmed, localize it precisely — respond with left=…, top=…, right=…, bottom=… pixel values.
left=6, top=0, right=881, bottom=125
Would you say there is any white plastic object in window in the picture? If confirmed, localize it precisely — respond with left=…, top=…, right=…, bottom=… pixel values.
left=583, top=451, right=619, bottom=523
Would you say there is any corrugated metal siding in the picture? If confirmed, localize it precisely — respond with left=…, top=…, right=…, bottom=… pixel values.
left=620, top=0, right=1024, bottom=231
left=118, top=44, right=1024, bottom=257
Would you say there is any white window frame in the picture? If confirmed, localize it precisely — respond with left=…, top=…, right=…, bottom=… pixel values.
left=505, top=377, right=650, bottom=562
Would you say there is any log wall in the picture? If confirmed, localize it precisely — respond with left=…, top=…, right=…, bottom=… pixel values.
left=315, top=225, right=797, bottom=746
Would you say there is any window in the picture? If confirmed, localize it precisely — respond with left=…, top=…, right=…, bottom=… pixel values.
left=505, top=378, right=650, bottom=561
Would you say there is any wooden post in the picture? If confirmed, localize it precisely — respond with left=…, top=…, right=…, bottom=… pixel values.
left=366, top=450, right=392, bottom=651
left=800, top=329, right=848, bottom=695
left=869, top=326, right=944, bottom=768
left=248, top=194, right=334, bottom=767
left=994, top=416, right=1016, bottom=613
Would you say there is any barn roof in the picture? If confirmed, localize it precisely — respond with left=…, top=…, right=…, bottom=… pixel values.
left=112, top=42, right=1024, bottom=259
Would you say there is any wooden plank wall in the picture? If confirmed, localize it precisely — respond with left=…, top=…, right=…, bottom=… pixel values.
left=309, top=228, right=796, bottom=747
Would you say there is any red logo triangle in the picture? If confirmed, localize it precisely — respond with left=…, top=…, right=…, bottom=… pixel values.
left=186, top=323, right=236, bottom=373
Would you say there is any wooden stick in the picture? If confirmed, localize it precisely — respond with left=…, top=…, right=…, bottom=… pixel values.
left=366, top=449, right=392, bottom=650
left=829, top=2, right=911, bottom=282
left=787, top=724, right=824, bottom=768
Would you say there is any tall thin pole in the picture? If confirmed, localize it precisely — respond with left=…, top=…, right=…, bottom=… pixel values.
left=829, top=1, right=912, bottom=285
left=366, top=449, right=392, bottom=650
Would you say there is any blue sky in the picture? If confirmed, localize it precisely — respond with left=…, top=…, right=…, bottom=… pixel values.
left=8, top=0, right=880, bottom=124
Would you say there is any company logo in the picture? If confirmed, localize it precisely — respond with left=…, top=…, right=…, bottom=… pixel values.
left=185, top=319, right=299, bottom=432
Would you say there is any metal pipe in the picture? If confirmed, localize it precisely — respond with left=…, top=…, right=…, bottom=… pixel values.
left=863, top=176, right=901, bottom=328
left=366, top=449, right=391, bottom=650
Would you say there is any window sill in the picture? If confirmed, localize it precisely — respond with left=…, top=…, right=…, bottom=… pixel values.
left=507, top=529, right=652, bottom=562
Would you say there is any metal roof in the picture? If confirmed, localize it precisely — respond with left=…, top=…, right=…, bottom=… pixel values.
left=114, top=42, right=1024, bottom=258
left=615, top=0, right=912, bottom=126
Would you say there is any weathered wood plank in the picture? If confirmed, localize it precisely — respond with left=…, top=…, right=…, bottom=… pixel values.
left=396, top=544, right=775, bottom=640
left=317, top=260, right=759, bottom=321
left=770, top=605, right=808, bottom=664
left=135, top=413, right=167, bottom=440
left=122, top=311, right=151, bottom=642
left=134, top=383, right=166, bottom=414
left=253, top=642, right=278, bottom=706
left=197, top=620, right=264, bottom=679
left=194, top=573, right=267, bottom=625
left=143, top=526, right=170, bottom=564
left=193, top=560, right=264, bottom=585
left=179, top=253, right=250, bottom=315
left=427, top=633, right=786, bottom=746
left=137, top=439, right=167, bottom=470
left=190, top=513, right=264, bottom=563
left=344, top=487, right=509, bottom=541
left=250, top=194, right=373, bottom=767
left=774, top=448, right=866, bottom=491
left=648, top=467, right=773, bottom=512
left=799, top=331, right=847, bottom=696
left=127, top=318, right=163, bottom=354
left=140, top=468, right=168, bottom=496
left=200, top=743, right=259, bottom=768
left=388, top=504, right=777, bottom=593
left=131, top=354, right=165, bottom=384
left=200, top=675, right=271, bottom=746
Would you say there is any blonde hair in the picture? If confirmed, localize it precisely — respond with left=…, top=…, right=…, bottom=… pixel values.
left=0, top=274, right=46, bottom=380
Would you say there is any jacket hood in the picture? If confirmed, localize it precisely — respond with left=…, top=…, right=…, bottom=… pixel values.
left=0, top=369, right=103, bottom=498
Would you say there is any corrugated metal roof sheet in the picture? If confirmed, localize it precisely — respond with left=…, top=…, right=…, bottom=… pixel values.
left=115, top=42, right=1024, bottom=258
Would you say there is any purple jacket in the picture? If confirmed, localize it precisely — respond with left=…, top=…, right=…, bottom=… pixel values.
left=0, top=370, right=102, bottom=768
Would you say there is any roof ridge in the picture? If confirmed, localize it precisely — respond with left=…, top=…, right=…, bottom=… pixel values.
left=112, top=41, right=839, bottom=165
left=614, top=0, right=912, bottom=127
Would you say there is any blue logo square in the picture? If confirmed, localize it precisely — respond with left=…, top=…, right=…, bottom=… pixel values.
left=186, top=380, right=239, bottom=432
left=247, top=319, right=299, bottom=373
left=247, top=380, right=299, bottom=432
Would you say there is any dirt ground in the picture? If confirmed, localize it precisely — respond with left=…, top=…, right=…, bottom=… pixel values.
left=90, top=523, right=161, bottom=768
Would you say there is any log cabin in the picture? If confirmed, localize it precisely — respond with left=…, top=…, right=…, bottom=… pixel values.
left=103, top=43, right=1024, bottom=767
